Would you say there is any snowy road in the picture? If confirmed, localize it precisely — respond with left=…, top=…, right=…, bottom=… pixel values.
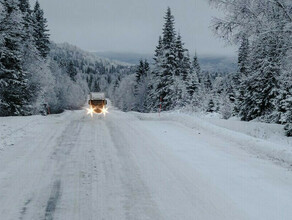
left=0, top=109, right=292, bottom=220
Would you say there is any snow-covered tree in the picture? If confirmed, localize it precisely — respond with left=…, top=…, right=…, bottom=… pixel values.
left=237, top=35, right=250, bottom=80
left=32, top=1, right=50, bottom=58
left=145, top=36, right=163, bottom=112
left=206, top=98, right=216, bottom=113
left=0, top=0, right=31, bottom=116
left=152, top=7, right=177, bottom=111
left=209, top=0, right=292, bottom=135
left=185, top=55, right=201, bottom=108
left=135, top=59, right=149, bottom=84
left=172, top=33, right=190, bottom=108
left=239, top=31, right=282, bottom=121
left=233, top=36, right=250, bottom=115
left=133, top=59, right=150, bottom=112
left=113, top=74, right=136, bottom=112
left=18, top=0, right=30, bottom=13
left=203, top=72, right=213, bottom=92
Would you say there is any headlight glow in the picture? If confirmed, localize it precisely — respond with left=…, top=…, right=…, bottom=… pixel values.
left=86, top=106, right=95, bottom=117
left=101, top=106, right=109, bottom=116
left=86, top=105, right=108, bottom=117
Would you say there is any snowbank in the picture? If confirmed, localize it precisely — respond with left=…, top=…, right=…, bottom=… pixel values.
left=131, top=111, right=292, bottom=168
left=0, top=110, right=77, bottom=151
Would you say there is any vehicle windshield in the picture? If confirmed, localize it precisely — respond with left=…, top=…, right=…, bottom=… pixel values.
left=90, top=100, right=105, bottom=105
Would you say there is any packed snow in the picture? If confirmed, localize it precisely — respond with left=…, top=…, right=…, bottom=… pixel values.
left=0, top=108, right=292, bottom=220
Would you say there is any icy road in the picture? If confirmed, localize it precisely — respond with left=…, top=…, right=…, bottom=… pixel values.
left=0, top=109, right=292, bottom=220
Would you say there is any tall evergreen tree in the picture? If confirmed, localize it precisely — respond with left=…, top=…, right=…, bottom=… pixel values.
left=0, top=0, right=30, bottom=116
left=237, top=35, right=250, bottom=80
left=133, top=60, right=150, bottom=112
left=153, top=7, right=177, bottom=111
left=146, top=36, right=163, bottom=111
left=172, top=33, right=187, bottom=108
left=234, top=35, right=250, bottom=115
left=32, top=1, right=50, bottom=58
left=19, top=0, right=46, bottom=112
left=239, top=32, right=282, bottom=121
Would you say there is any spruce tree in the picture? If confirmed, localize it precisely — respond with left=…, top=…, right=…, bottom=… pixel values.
left=185, top=55, right=200, bottom=108
left=204, top=72, right=213, bottom=92
left=133, top=60, right=150, bottom=112
left=234, top=35, right=250, bottom=115
left=153, top=7, right=176, bottom=111
left=143, top=36, right=163, bottom=111
left=192, top=53, right=201, bottom=83
left=134, top=59, right=149, bottom=97
left=0, top=0, right=30, bottom=116
left=174, top=33, right=185, bottom=77
left=136, top=59, right=145, bottom=83
left=19, top=0, right=46, bottom=113
left=173, top=33, right=188, bottom=108
left=32, top=1, right=50, bottom=58
left=239, top=33, right=282, bottom=121
left=19, top=0, right=35, bottom=56
left=237, top=36, right=250, bottom=79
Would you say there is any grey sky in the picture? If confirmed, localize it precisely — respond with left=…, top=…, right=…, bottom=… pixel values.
left=30, top=0, right=236, bottom=56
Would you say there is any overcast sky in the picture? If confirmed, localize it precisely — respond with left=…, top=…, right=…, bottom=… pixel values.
left=29, top=0, right=236, bottom=56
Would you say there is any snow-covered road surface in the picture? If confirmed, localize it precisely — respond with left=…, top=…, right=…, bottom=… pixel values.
left=0, top=109, right=292, bottom=220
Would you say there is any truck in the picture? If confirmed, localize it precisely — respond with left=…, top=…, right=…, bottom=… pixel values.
left=88, top=92, right=108, bottom=114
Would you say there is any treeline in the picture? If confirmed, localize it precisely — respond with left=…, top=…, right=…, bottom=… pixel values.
left=0, top=0, right=88, bottom=116
left=209, top=0, right=292, bottom=136
left=111, top=5, right=292, bottom=136
left=111, top=8, right=235, bottom=115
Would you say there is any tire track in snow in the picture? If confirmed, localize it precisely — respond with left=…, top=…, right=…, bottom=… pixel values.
left=40, top=116, right=83, bottom=220
left=104, top=114, right=162, bottom=220
left=44, top=180, right=61, bottom=220
left=19, top=198, right=32, bottom=220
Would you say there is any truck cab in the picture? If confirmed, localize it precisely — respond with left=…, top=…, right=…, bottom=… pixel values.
left=88, top=92, right=107, bottom=114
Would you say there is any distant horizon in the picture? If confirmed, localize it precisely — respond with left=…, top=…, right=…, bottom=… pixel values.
left=93, top=50, right=237, bottom=72
left=93, top=50, right=237, bottom=58
left=54, top=40, right=237, bottom=59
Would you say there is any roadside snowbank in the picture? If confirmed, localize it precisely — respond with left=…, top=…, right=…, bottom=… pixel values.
left=131, top=111, right=292, bottom=168
left=0, top=111, right=78, bottom=151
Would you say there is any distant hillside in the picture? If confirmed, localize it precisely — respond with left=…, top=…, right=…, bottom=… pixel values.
left=50, top=43, right=134, bottom=93
left=95, top=52, right=237, bottom=73
left=95, top=52, right=152, bottom=66
left=51, top=43, right=130, bottom=72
